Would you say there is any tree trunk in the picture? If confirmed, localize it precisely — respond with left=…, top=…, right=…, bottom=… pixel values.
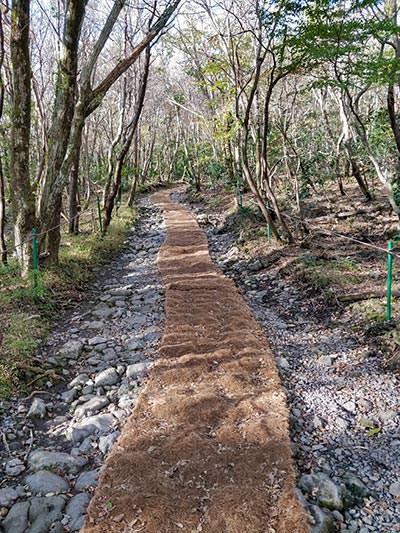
left=10, top=0, right=36, bottom=277
left=0, top=160, right=6, bottom=265
left=0, top=8, right=6, bottom=265
left=103, top=45, right=151, bottom=229
left=38, top=0, right=87, bottom=264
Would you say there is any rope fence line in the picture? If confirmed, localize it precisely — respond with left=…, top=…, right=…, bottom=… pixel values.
left=8, top=204, right=100, bottom=255
left=247, top=197, right=400, bottom=258
left=1, top=196, right=109, bottom=291
left=244, top=195, right=399, bottom=320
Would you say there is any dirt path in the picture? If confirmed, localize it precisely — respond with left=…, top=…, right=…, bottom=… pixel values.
left=83, top=191, right=308, bottom=532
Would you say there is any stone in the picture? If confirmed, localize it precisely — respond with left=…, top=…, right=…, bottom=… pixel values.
left=2, top=501, right=30, bottom=533
left=389, top=481, right=400, bottom=497
left=276, top=357, right=290, bottom=371
left=28, top=450, right=87, bottom=474
left=126, top=339, right=144, bottom=351
left=299, top=472, right=343, bottom=511
left=0, top=487, right=20, bottom=507
left=310, top=505, right=336, bottom=533
left=61, top=389, right=78, bottom=403
left=94, top=367, right=120, bottom=387
left=99, top=432, right=118, bottom=454
left=74, top=397, right=109, bottom=419
left=27, top=398, right=47, bottom=419
left=318, top=355, right=332, bottom=366
left=58, top=340, right=83, bottom=360
left=25, top=470, right=69, bottom=495
left=75, top=469, right=100, bottom=491
left=65, top=492, right=91, bottom=532
left=66, top=413, right=116, bottom=443
left=343, top=473, right=371, bottom=499
left=88, top=336, right=107, bottom=346
left=5, top=458, right=26, bottom=477
left=28, top=495, right=67, bottom=533
left=68, top=373, right=90, bottom=390
left=126, top=362, right=149, bottom=380
left=92, top=306, right=114, bottom=319
left=87, top=321, right=104, bottom=329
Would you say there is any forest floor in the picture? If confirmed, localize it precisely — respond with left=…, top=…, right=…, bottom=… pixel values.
left=181, top=182, right=400, bottom=532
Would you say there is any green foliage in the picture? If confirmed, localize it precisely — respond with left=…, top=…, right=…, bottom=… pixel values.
left=0, top=205, right=137, bottom=399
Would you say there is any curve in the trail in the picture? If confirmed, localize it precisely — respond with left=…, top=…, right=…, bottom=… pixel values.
left=83, top=191, right=309, bottom=533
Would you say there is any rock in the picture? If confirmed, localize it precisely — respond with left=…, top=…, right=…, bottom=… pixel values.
left=2, top=501, right=30, bottom=533
left=88, top=336, right=107, bottom=346
left=61, top=388, right=78, bottom=403
left=126, top=338, right=144, bottom=351
left=0, top=487, right=21, bottom=507
left=92, top=306, right=113, bottom=319
left=343, top=473, right=371, bottom=499
left=78, top=437, right=95, bottom=454
left=276, top=357, right=290, bottom=371
left=58, top=340, right=83, bottom=360
left=27, top=398, right=47, bottom=419
left=299, top=472, right=343, bottom=511
left=342, top=401, right=356, bottom=414
left=66, top=413, right=116, bottom=443
left=247, top=259, right=263, bottom=272
left=68, top=373, right=90, bottom=390
left=65, top=492, right=91, bottom=531
left=87, top=321, right=104, bottom=329
left=389, top=481, right=400, bottom=497
left=25, top=470, right=69, bottom=495
left=99, top=432, right=118, bottom=454
left=94, top=367, right=120, bottom=387
left=317, top=355, right=332, bottom=366
left=310, top=505, right=336, bottom=533
left=29, top=495, right=67, bottom=533
left=74, top=397, right=109, bottom=419
left=5, top=458, right=26, bottom=477
left=126, top=362, right=149, bottom=380
left=28, top=450, right=87, bottom=474
left=75, top=469, right=100, bottom=491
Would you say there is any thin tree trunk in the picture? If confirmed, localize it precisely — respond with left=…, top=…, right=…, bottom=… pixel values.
left=10, top=0, right=35, bottom=277
left=104, top=45, right=151, bottom=229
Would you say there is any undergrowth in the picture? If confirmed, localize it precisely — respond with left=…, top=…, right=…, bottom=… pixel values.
left=0, top=206, right=137, bottom=398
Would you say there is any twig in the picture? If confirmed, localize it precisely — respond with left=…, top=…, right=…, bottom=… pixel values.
left=2, top=432, right=11, bottom=457
left=24, top=429, right=34, bottom=461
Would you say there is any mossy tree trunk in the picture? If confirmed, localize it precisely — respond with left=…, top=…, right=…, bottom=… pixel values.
left=10, top=0, right=36, bottom=277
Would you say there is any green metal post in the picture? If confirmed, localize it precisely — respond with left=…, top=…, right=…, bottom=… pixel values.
left=32, top=228, right=38, bottom=289
left=97, top=196, right=104, bottom=238
left=266, top=201, right=271, bottom=243
left=386, top=240, right=393, bottom=321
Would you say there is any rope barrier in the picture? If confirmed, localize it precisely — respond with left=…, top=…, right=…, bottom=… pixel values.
left=247, top=197, right=400, bottom=258
left=8, top=206, right=97, bottom=255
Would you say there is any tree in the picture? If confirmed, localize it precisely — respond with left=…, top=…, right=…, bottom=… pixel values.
left=9, top=0, right=35, bottom=277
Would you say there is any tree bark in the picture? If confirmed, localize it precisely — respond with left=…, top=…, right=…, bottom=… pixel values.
left=103, top=45, right=151, bottom=229
left=38, top=0, right=88, bottom=264
left=0, top=8, right=6, bottom=265
left=10, top=0, right=36, bottom=277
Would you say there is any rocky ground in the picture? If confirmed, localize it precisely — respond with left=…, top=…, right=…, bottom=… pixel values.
left=0, top=199, right=165, bottom=532
left=184, top=197, right=400, bottom=533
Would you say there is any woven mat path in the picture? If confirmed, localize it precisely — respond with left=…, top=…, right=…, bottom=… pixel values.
left=83, top=191, right=309, bottom=533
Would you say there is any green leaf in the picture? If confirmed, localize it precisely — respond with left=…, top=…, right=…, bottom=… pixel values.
left=367, top=427, right=381, bottom=437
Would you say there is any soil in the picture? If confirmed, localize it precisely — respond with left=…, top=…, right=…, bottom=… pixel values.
left=83, top=191, right=309, bottom=533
